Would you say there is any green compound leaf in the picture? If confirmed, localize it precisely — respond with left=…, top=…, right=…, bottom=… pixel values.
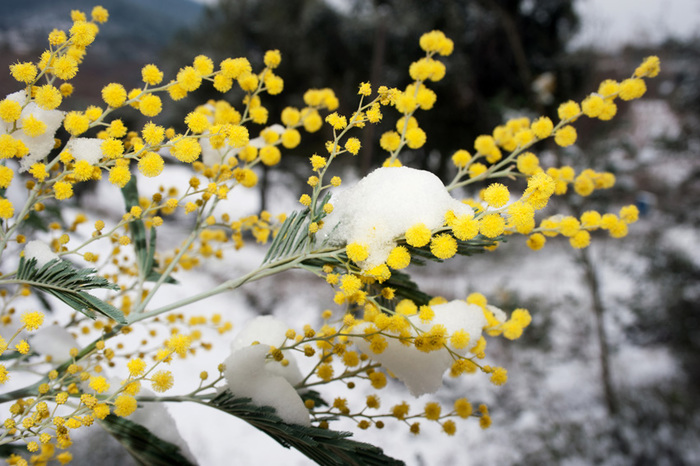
left=301, top=254, right=433, bottom=307
left=263, top=208, right=311, bottom=264
left=121, top=178, right=176, bottom=284
left=405, top=234, right=502, bottom=264
left=99, top=414, right=196, bottom=466
left=208, top=390, right=405, bottom=466
left=372, top=268, right=433, bottom=307
left=0, top=443, right=25, bottom=458
left=16, top=257, right=126, bottom=324
left=263, top=192, right=333, bottom=265
left=300, top=389, right=329, bottom=408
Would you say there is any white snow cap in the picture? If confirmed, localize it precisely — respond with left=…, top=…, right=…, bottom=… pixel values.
left=352, top=300, right=487, bottom=396
left=223, top=316, right=309, bottom=425
left=223, top=345, right=310, bottom=426
left=200, top=135, right=225, bottom=167
left=66, top=138, right=103, bottom=165
left=30, top=325, right=76, bottom=363
left=24, top=240, right=60, bottom=268
left=2, top=91, right=65, bottom=172
left=129, top=389, right=198, bottom=463
left=322, top=166, right=473, bottom=267
left=230, top=315, right=303, bottom=386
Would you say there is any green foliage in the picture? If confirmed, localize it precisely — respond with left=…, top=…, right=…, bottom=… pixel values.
left=0, top=443, right=25, bottom=458
left=263, top=192, right=333, bottom=265
left=300, top=389, right=329, bottom=408
left=262, top=208, right=312, bottom=264
left=405, top=234, right=501, bottom=264
left=169, top=0, right=584, bottom=180
left=99, top=414, right=196, bottom=466
left=14, top=257, right=126, bottom=324
left=208, top=391, right=404, bottom=466
left=121, top=178, right=176, bottom=284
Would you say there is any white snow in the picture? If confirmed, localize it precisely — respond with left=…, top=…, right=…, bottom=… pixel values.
left=130, top=389, right=198, bottom=463
left=230, top=315, right=303, bottom=386
left=29, top=325, right=76, bottom=364
left=66, top=137, right=103, bottom=165
left=1, top=90, right=64, bottom=172
left=23, top=240, right=60, bottom=268
left=614, top=345, right=677, bottom=387
left=198, top=135, right=225, bottom=167
left=322, top=166, right=473, bottom=267
left=570, top=0, right=700, bottom=51
left=223, top=344, right=310, bottom=426
left=352, top=300, right=487, bottom=396
left=660, top=225, right=700, bottom=268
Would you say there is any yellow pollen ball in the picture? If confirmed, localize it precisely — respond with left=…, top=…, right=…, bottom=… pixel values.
left=530, top=116, right=553, bottom=138
left=54, top=181, right=74, bottom=200
left=139, top=94, right=162, bottom=117
left=430, top=234, right=457, bottom=260
left=141, top=64, right=163, bottom=85
left=404, top=223, right=431, bottom=247
left=102, top=83, right=127, bottom=108
left=35, top=85, right=62, bottom=110
left=386, top=246, right=411, bottom=269
left=483, top=183, right=509, bottom=208
left=177, top=66, right=202, bottom=92
left=526, top=233, right=546, bottom=250
left=346, top=243, right=369, bottom=263
left=619, top=78, right=646, bottom=100
left=557, top=100, right=581, bottom=121
left=0, top=99, right=22, bottom=123
left=479, top=214, right=505, bottom=238
left=554, top=125, right=577, bottom=147
left=138, top=152, right=164, bottom=177
left=264, top=49, right=282, bottom=68
left=451, top=149, right=471, bottom=168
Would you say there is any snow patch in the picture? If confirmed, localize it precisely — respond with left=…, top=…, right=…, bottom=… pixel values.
left=2, top=90, right=64, bottom=171
left=223, top=316, right=308, bottom=425
left=352, top=300, right=487, bottom=396
left=66, top=138, right=103, bottom=165
left=24, top=240, right=60, bottom=268
left=223, top=345, right=310, bottom=426
left=660, top=226, right=700, bottom=268
left=29, top=325, right=76, bottom=364
left=322, top=166, right=472, bottom=267
left=231, top=315, right=303, bottom=386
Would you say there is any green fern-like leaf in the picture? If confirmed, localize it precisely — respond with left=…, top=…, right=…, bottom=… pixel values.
left=16, top=257, right=126, bottom=324
left=99, top=414, right=196, bottom=466
left=263, top=193, right=333, bottom=265
left=405, top=234, right=501, bottom=264
left=0, top=443, right=25, bottom=458
left=263, top=208, right=311, bottom=264
left=208, top=391, right=404, bottom=466
left=301, top=255, right=432, bottom=306
left=121, top=178, right=176, bottom=284
left=300, top=389, right=330, bottom=408
left=371, top=268, right=433, bottom=306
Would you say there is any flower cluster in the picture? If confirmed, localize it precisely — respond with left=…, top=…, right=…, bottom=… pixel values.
left=0, top=5, right=660, bottom=464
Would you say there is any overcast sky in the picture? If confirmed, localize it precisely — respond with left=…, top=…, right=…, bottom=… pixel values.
left=570, top=0, right=700, bottom=50
left=192, top=0, right=700, bottom=51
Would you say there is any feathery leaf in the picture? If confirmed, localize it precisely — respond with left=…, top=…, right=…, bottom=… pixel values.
left=99, top=414, right=196, bottom=466
left=15, top=257, right=126, bottom=324
left=208, top=391, right=404, bottom=466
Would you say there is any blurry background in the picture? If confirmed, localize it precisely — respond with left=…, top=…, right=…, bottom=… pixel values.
left=1, top=0, right=699, bottom=464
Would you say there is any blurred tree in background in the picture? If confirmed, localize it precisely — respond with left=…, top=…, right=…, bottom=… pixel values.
left=163, top=4, right=700, bottom=464
left=166, top=0, right=584, bottom=180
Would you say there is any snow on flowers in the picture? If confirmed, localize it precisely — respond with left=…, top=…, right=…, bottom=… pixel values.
left=322, top=166, right=473, bottom=268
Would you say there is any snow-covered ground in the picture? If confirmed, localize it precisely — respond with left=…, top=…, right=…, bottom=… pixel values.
left=3, top=1, right=700, bottom=465
left=570, top=0, right=700, bottom=51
